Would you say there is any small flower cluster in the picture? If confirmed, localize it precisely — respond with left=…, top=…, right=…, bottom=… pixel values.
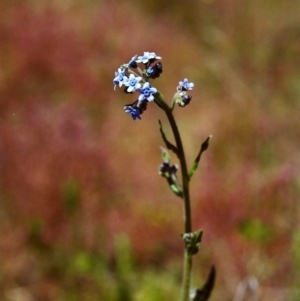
left=113, top=52, right=194, bottom=120
left=113, top=52, right=162, bottom=120
left=158, top=147, right=182, bottom=197
left=173, top=78, right=194, bottom=108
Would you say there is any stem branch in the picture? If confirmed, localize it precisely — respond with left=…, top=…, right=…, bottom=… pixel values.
left=154, top=93, right=192, bottom=301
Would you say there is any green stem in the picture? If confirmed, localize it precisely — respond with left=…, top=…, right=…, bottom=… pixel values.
left=154, top=93, right=192, bottom=301
left=182, top=251, right=193, bottom=301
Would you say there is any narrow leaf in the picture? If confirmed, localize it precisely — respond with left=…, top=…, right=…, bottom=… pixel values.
left=189, top=135, right=212, bottom=179
left=158, top=120, right=178, bottom=155
left=160, top=146, right=171, bottom=163
left=170, top=183, right=183, bottom=198
left=192, top=265, right=216, bottom=301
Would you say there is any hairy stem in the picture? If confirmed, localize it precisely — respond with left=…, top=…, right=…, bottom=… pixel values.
left=154, top=93, right=192, bottom=301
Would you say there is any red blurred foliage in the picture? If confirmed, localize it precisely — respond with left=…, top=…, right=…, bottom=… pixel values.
left=0, top=0, right=300, bottom=300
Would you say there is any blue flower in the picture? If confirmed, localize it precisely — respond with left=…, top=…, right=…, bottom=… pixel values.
left=125, top=74, right=142, bottom=92
left=124, top=105, right=141, bottom=120
left=136, top=52, right=162, bottom=64
left=124, top=99, right=148, bottom=120
left=128, top=55, right=138, bottom=68
left=138, top=82, right=157, bottom=102
left=113, top=68, right=128, bottom=90
left=178, top=78, right=194, bottom=91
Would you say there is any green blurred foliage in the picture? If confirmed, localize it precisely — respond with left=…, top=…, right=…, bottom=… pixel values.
left=62, top=178, right=80, bottom=216
left=238, top=218, right=273, bottom=243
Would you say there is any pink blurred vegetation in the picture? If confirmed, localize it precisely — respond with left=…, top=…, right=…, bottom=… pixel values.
left=1, top=0, right=300, bottom=300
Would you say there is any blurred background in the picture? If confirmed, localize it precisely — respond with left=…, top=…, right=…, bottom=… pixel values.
left=1, top=0, right=300, bottom=300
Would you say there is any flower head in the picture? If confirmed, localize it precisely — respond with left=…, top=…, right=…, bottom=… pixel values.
left=128, top=55, right=138, bottom=68
left=180, top=94, right=192, bottom=107
left=146, top=62, right=163, bottom=79
left=138, top=82, right=157, bottom=102
left=159, top=161, right=178, bottom=180
left=159, top=155, right=182, bottom=197
left=178, top=78, right=194, bottom=91
left=113, top=68, right=128, bottom=90
left=175, top=92, right=192, bottom=107
left=124, top=99, right=148, bottom=120
left=136, top=52, right=162, bottom=64
left=125, top=74, right=142, bottom=92
left=124, top=105, right=141, bottom=120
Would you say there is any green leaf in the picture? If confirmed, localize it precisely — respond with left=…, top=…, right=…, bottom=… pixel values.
left=160, top=146, right=171, bottom=163
left=170, top=183, right=183, bottom=197
left=189, top=135, right=212, bottom=179
left=158, top=119, right=178, bottom=155
left=192, top=266, right=216, bottom=301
